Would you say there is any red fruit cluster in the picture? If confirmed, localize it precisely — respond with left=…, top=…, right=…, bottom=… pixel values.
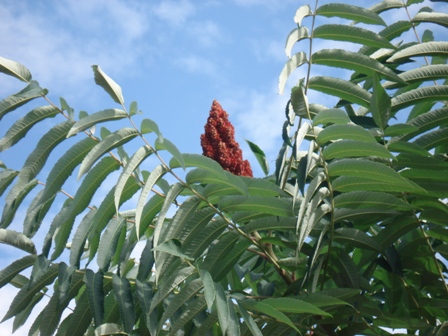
left=200, top=100, right=253, bottom=177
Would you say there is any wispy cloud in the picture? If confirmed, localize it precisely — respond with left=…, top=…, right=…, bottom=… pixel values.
left=176, top=54, right=218, bottom=76
left=154, top=0, right=195, bottom=26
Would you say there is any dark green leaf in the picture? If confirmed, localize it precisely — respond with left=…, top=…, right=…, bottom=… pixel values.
left=309, top=76, right=372, bottom=108
left=317, top=3, right=386, bottom=25
left=112, top=274, right=135, bottom=333
left=313, top=24, right=395, bottom=49
left=246, top=139, right=269, bottom=175
left=84, top=269, right=105, bottom=327
left=323, top=140, right=394, bottom=160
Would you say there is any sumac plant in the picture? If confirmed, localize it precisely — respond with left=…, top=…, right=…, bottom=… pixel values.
left=1, top=1, right=448, bottom=335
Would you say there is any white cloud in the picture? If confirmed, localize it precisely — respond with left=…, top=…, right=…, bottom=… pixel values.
left=188, top=20, right=222, bottom=47
left=176, top=55, right=217, bottom=76
left=0, top=0, right=152, bottom=102
left=154, top=0, right=195, bottom=26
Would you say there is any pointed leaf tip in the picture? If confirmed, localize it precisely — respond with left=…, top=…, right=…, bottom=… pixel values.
left=92, top=65, right=124, bottom=105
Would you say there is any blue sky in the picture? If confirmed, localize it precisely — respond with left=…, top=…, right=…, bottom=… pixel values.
left=0, top=0, right=445, bottom=334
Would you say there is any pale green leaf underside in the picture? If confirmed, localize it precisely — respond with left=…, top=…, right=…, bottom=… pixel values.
left=308, top=76, right=372, bottom=108
left=316, top=3, right=386, bottom=26
left=285, top=27, right=309, bottom=58
left=0, top=229, right=36, bottom=254
left=294, top=4, right=312, bottom=25
left=0, top=56, right=32, bottom=82
left=388, top=42, right=448, bottom=62
left=67, top=109, right=128, bottom=137
left=369, top=0, right=404, bottom=14
left=412, top=11, right=448, bottom=28
left=384, top=65, right=448, bottom=89
left=279, top=52, right=308, bottom=95
left=391, top=85, right=448, bottom=112
left=92, top=65, right=124, bottom=105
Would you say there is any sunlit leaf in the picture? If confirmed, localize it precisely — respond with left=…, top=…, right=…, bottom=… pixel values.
left=92, top=65, right=124, bottom=105
left=384, top=65, right=448, bottom=89
left=0, top=56, right=32, bottom=82
left=285, top=27, right=310, bottom=58
left=388, top=42, right=448, bottom=62
left=294, top=4, right=312, bottom=25
left=279, top=52, right=308, bottom=95
left=0, top=229, right=36, bottom=254
left=412, top=11, right=448, bottom=28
